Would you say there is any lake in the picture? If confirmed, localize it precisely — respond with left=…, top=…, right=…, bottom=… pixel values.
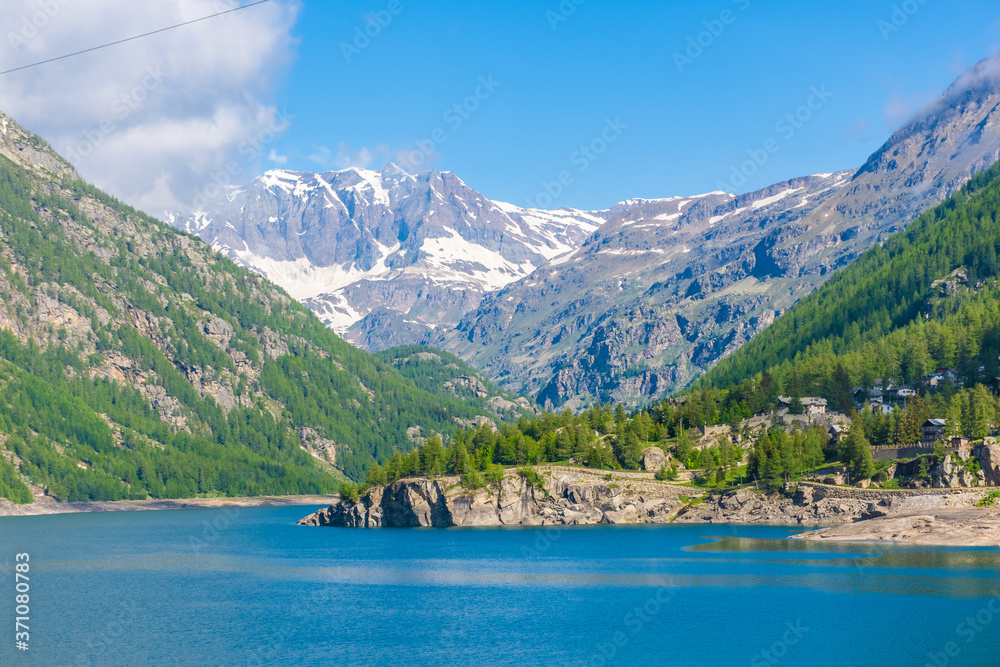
left=1, top=505, right=999, bottom=666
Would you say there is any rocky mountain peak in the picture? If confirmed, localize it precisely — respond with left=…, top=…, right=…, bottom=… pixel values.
left=856, top=56, right=1000, bottom=185
left=941, top=55, right=1000, bottom=100
left=174, top=163, right=617, bottom=346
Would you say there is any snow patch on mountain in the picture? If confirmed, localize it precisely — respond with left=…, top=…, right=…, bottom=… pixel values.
left=419, top=228, right=537, bottom=290
left=751, top=187, right=803, bottom=210
left=178, top=164, right=630, bottom=342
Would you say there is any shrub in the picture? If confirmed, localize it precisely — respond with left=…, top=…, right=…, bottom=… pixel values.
left=339, top=481, right=360, bottom=503
left=977, top=490, right=1000, bottom=507
left=517, top=466, right=545, bottom=488
left=484, top=463, right=505, bottom=485
left=462, top=469, right=485, bottom=490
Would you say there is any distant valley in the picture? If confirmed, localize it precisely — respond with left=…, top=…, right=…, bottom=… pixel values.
left=176, top=57, right=1000, bottom=409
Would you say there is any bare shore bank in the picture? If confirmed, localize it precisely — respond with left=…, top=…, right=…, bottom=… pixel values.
left=0, top=494, right=339, bottom=518
left=791, top=507, right=1000, bottom=546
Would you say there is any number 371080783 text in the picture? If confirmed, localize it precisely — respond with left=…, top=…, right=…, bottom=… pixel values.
left=14, top=553, right=29, bottom=651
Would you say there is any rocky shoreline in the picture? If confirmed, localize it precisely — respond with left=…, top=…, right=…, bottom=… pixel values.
left=297, top=467, right=1000, bottom=546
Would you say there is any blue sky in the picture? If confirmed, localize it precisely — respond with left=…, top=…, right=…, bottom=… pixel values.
left=269, top=0, right=1000, bottom=210
left=0, top=1, right=998, bottom=214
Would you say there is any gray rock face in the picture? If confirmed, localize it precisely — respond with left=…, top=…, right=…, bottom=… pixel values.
left=297, top=469, right=690, bottom=528
left=674, top=484, right=989, bottom=526
left=174, top=166, right=612, bottom=348
left=642, top=446, right=667, bottom=472
left=980, top=443, right=1000, bottom=486
left=439, top=57, right=1000, bottom=408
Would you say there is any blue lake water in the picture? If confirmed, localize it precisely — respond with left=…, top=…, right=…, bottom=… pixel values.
left=1, top=506, right=999, bottom=667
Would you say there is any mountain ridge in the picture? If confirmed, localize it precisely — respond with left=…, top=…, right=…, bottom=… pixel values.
left=173, top=164, right=627, bottom=348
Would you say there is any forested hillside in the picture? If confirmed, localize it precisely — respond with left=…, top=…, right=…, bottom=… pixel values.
left=0, top=113, right=501, bottom=503
left=329, top=162, right=1000, bottom=494
left=682, top=160, right=1000, bottom=420
left=376, top=345, right=534, bottom=419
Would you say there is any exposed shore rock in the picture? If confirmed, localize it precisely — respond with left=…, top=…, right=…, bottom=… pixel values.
left=642, top=446, right=667, bottom=472
left=792, top=508, right=1000, bottom=547
left=297, top=468, right=692, bottom=527
left=673, top=483, right=989, bottom=527
left=0, top=495, right=339, bottom=518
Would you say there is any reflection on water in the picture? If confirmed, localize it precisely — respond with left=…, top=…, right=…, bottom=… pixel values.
left=690, top=534, right=1000, bottom=570
left=3, top=508, right=1000, bottom=667
left=43, top=531, right=1000, bottom=600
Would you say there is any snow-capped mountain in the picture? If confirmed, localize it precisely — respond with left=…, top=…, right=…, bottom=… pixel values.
left=174, top=166, right=618, bottom=348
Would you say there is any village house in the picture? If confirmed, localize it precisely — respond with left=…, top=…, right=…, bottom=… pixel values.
left=827, top=424, right=845, bottom=445
left=921, top=419, right=947, bottom=445
left=950, top=436, right=971, bottom=448
left=777, top=396, right=827, bottom=416
left=853, top=388, right=883, bottom=405
left=923, top=368, right=959, bottom=388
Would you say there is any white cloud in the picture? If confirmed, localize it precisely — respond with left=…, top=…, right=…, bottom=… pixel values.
left=305, top=145, right=333, bottom=168
left=268, top=148, right=288, bottom=165
left=307, top=142, right=401, bottom=171
left=882, top=88, right=938, bottom=128
left=0, top=0, right=300, bottom=217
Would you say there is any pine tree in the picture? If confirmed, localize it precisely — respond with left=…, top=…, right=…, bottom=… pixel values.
left=840, top=425, right=875, bottom=480
left=675, top=428, right=694, bottom=467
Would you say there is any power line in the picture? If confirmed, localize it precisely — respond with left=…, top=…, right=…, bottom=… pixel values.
left=0, top=0, right=271, bottom=76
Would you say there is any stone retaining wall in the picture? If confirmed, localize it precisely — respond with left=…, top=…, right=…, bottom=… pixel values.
left=798, top=482, right=987, bottom=503
left=872, top=446, right=935, bottom=462
left=536, top=466, right=692, bottom=498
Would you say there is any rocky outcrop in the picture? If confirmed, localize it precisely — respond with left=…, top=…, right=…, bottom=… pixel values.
left=298, top=427, right=338, bottom=467
left=793, top=508, right=1000, bottom=546
left=444, top=375, right=490, bottom=399
left=297, top=469, right=691, bottom=528
left=298, top=469, right=999, bottom=547
left=980, top=441, right=1000, bottom=486
left=642, top=446, right=667, bottom=472
left=672, top=483, right=988, bottom=526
